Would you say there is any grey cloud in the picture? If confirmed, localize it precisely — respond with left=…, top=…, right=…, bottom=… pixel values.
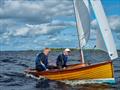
left=91, top=15, right=120, bottom=33
left=0, top=19, right=74, bottom=39
left=0, top=0, right=73, bottom=24
left=0, top=0, right=74, bottom=39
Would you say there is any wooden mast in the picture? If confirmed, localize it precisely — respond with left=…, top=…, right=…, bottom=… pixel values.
left=80, top=47, right=85, bottom=63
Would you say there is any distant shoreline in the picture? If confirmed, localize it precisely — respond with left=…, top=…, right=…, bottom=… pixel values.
left=1, top=48, right=120, bottom=52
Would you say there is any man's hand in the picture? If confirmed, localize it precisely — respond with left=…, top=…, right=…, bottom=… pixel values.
left=63, top=67, right=66, bottom=69
left=46, top=69, right=49, bottom=71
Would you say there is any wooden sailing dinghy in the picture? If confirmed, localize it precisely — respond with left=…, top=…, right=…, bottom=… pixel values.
left=25, top=61, right=114, bottom=82
left=25, top=0, right=118, bottom=83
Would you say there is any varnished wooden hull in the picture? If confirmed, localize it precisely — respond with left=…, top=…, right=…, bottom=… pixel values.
left=25, top=61, right=114, bottom=81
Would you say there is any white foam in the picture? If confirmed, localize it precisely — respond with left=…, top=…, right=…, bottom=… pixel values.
left=25, top=73, right=46, bottom=80
left=24, top=73, right=115, bottom=85
left=61, top=78, right=115, bottom=86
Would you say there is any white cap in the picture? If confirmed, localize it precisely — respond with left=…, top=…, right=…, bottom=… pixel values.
left=64, top=48, right=71, bottom=52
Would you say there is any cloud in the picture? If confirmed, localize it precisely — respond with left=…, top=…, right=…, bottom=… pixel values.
left=0, top=19, right=74, bottom=37
left=13, top=20, right=74, bottom=37
left=89, top=15, right=120, bottom=49
left=0, top=0, right=75, bottom=47
left=0, top=0, right=120, bottom=50
left=109, top=15, right=120, bottom=31
left=0, top=0, right=75, bottom=51
left=0, top=0, right=73, bottom=24
left=91, top=15, right=120, bottom=32
left=13, top=27, right=29, bottom=36
left=0, top=19, right=75, bottom=50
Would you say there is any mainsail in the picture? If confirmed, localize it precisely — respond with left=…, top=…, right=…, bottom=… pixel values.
left=90, top=0, right=118, bottom=60
left=83, top=0, right=90, bottom=13
left=73, top=0, right=90, bottom=48
left=73, top=0, right=90, bottom=63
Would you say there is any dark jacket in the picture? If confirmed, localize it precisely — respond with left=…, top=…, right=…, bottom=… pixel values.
left=35, top=52, right=48, bottom=71
left=56, top=54, right=68, bottom=69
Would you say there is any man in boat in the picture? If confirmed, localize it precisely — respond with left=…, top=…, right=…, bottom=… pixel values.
left=56, top=48, right=71, bottom=69
left=35, top=48, right=51, bottom=71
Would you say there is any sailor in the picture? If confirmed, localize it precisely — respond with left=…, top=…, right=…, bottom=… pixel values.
left=56, top=48, right=71, bottom=69
left=35, top=48, right=51, bottom=71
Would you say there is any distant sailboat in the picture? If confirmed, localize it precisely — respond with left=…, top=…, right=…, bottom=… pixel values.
left=25, top=0, right=118, bottom=83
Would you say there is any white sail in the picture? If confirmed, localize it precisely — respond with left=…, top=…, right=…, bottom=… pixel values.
left=96, top=29, right=107, bottom=51
left=90, top=0, right=118, bottom=60
left=83, top=0, right=90, bottom=13
left=73, top=0, right=90, bottom=48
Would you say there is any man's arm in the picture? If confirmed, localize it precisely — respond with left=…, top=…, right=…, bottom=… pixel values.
left=37, top=53, right=48, bottom=70
left=63, top=56, right=67, bottom=68
left=40, top=61, right=47, bottom=70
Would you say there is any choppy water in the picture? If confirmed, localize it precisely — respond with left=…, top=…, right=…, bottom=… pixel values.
left=0, top=50, right=120, bottom=90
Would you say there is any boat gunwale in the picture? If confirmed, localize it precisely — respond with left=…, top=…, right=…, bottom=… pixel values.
left=25, top=60, right=113, bottom=75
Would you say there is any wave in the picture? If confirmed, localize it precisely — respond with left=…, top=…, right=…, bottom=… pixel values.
left=16, top=63, right=29, bottom=68
left=2, top=72, right=25, bottom=78
left=0, top=75, right=14, bottom=83
left=0, top=59, right=17, bottom=63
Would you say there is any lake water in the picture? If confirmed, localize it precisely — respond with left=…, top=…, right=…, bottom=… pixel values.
left=0, top=50, right=120, bottom=90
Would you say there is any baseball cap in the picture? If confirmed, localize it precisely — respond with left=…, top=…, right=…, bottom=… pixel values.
left=64, top=48, right=71, bottom=52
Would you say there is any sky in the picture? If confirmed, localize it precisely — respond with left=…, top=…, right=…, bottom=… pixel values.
left=0, top=0, right=120, bottom=51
